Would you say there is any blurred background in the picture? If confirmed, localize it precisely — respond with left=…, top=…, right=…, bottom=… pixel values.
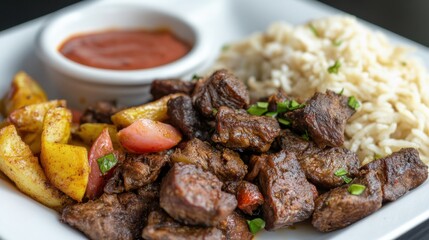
left=0, top=0, right=428, bottom=239
left=0, top=0, right=429, bottom=48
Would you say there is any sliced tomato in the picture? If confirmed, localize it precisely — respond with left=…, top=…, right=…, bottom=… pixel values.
left=86, top=128, right=115, bottom=200
left=118, top=118, right=182, bottom=153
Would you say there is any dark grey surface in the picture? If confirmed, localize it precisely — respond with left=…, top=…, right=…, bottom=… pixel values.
left=0, top=0, right=428, bottom=239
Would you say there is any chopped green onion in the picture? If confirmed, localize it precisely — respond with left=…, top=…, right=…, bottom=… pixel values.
left=212, top=108, right=218, bottom=115
left=247, top=105, right=267, bottom=116
left=302, top=131, right=310, bottom=141
left=333, top=39, right=343, bottom=47
left=334, top=168, right=348, bottom=177
left=348, top=96, right=360, bottom=110
left=257, top=102, right=269, bottom=108
left=192, top=74, right=202, bottom=80
left=309, top=23, right=320, bottom=37
left=328, top=60, right=341, bottom=74
left=342, top=176, right=353, bottom=184
left=265, top=112, right=278, bottom=118
left=277, top=100, right=305, bottom=113
left=247, top=218, right=266, bottom=235
left=97, top=153, right=118, bottom=175
left=374, top=153, right=382, bottom=160
left=278, top=118, right=291, bottom=126
left=338, top=88, right=344, bottom=95
left=348, top=184, right=366, bottom=195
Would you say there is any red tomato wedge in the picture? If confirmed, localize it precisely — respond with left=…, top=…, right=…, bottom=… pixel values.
left=86, top=128, right=115, bottom=200
left=118, top=118, right=182, bottom=153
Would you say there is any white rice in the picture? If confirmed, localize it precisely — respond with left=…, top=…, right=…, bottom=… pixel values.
left=210, top=16, right=429, bottom=164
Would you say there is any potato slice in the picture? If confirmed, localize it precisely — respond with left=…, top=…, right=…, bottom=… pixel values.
left=8, top=100, right=66, bottom=154
left=41, top=108, right=89, bottom=202
left=74, top=123, right=119, bottom=148
left=0, top=125, right=71, bottom=210
left=2, top=71, right=48, bottom=116
left=111, top=93, right=184, bottom=128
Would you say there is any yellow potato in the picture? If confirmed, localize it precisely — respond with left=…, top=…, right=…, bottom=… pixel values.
left=74, top=123, right=119, bottom=148
left=41, top=108, right=89, bottom=202
left=0, top=125, right=71, bottom=210
left=2, top=71, right=48, bottom=116
left=111, top=93, right=184, bottom=128
left=8, top=100, right=66, bottom=154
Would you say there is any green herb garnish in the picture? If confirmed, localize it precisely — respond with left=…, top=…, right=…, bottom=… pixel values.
left=97, top=153, right=118, bottom=175
left=212, top=108, right=218, bottom=115
left=247, top=218, right=266, bottom=235
left=302, top=131, right=310, bottom=141
left=338, top=88, right=344, bottom=95
left=342, top=176, right=353, bottom=184
left=348, top=96, right=360, bottom=110
left=265, top=112, right=278, bottom=118
left=328, top=60, right=341, bottom=74
left=278, top=118, right=291, bottom=126
left=192, top=74, right=202, bottom=80
left=277, top=100, right=305, bottom=113
left=374, top=153, right=382, bottom=160
left=222, top=44, right=230, bottom=52
left=247, top=104, right=268, bottom=116
left=348, top=184, right=366, bottom=195
left=401, top=61, right=407, bottom=66
left=334, top=168, right=347, bottom=177
left=257, top=102, right=269, bottom=108
left=309, top=23, right=320, bottom=37
left=333, top=39, right=343, bottom=47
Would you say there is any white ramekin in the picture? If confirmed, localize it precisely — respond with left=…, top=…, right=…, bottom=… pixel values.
left=36, top=1, right=208, bottom=109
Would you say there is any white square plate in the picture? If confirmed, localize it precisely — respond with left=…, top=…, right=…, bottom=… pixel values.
left=1, top=0, right=429, bottom=239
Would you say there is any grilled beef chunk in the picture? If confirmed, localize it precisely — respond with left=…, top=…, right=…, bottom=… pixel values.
left=150, top=79, right=195, bottom=100
left=217, top=211, right=253, bottom=240
left=257, top=150, right=315, bottom=230
left=62, top=192, right=149, bottom=240
left=104, top=151, right=170, bottom=194
left=80, top=100, right=120, bottom=124
left=212, top=106, right=281, bottom=152
left=285, top=90, right=355, bottom=148
left=361, top=148, right=428, bottom=202
left=236, top=181, right=264, bottom=215
left=312, top=170, right=382, bottom=232
left=276, top=129, right=319, bottom=157
left=142, top=210, right=224, bottom=240
left=192, top=69, right=250, bottom=118
left=300, top=147, right=360, bottom=189
left=160, top=163, right=237, bottom=226
left=167, top=95, right=206, bottom=139
left=171, top=138, right=247, bottom=182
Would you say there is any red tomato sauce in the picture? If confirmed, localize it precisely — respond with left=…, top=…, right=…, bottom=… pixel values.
left=59, top=29, right=191, bottom=70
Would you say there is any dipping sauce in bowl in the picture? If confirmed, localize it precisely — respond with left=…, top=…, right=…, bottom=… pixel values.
left=59, top=29, right=191, bottom=70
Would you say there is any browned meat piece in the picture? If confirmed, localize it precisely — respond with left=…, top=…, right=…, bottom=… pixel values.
left=192, top=69, right=250, bottom=118
left=361, top=148, right=428, bottom=202
left=236, top=181, right=264, bottom=215
left=142, top=210, right=224, bottom=240
left=212, top=106, right=281, bottom=152
left=171, top=138, right=247, bottom=182
left=217, top=211, right=253, bottom=240
left=312, top=171, right=383, bottom=232
left=150, top=79, right=195, bottom=100
left=300, top=147, right=360, bottom=189
left=246, top=153, right=266, bottom=181
left=258, top=150, right=316, bottom=230
left=80, top=100, right=120, bottom=124
left=167, top=95, right=207, bottom=139
left=160, top=163, right=237, bottom=226
left=276, top=129, right=318, bottom=156
left=104, top=151, right=170, bottom=194
left=267, top=90, right=291, bottom=112
left=285, top=90, right=356, bottom=148
left=62, top=192, right=149, bottom=240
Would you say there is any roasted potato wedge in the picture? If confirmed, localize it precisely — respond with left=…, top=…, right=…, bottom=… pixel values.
left=3, top=71, right=48, bottom=116
left=111, top=93, right=184, bottom=128
left=74, top=123, right=119, bottom=148
left=40, top=107, right=89, bottom=202
left=0, top=125, right=71, bottom=210
left=8, top=100, right=66, bottom=153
